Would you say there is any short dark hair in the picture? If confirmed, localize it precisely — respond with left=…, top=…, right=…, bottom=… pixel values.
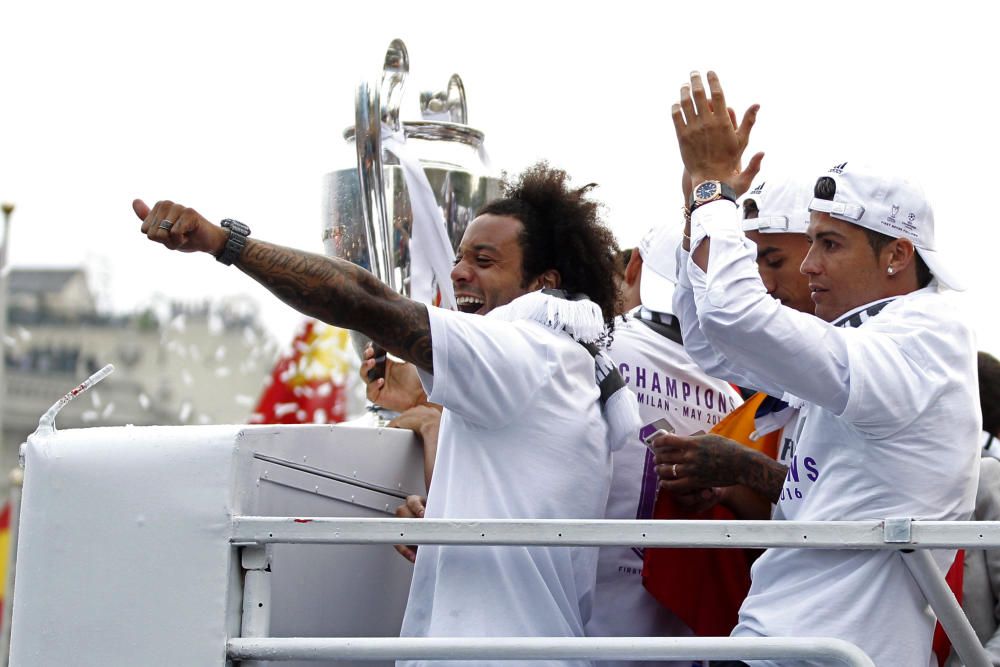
left=980, top=351, right=1000, bottom=437
left=813, top=176, right=932, bottom=287
left=479, top=162, right=622, bottom=327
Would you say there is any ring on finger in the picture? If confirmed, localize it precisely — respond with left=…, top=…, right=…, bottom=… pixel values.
left=158, top=220, right=174, bottom=231
left=672, top=463, right=678, bottom=478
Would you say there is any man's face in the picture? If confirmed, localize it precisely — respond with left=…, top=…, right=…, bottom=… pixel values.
left=450, top=214, right=531, bottom=316
left=800, top=213, right=888, bottom=322
left=745, top=230, right=813, bottom=314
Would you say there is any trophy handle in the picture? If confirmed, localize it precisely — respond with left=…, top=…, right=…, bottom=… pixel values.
left=420, top=73, right=468, bottom=123
left=380, top=39, right=409, bottom=133
left=354, top=39, right=409, bottom=293
left=445, top=74, right=467, bottom=124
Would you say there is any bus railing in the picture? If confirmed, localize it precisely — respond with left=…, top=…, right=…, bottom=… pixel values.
left=228, top=516, right=1000, bottom=666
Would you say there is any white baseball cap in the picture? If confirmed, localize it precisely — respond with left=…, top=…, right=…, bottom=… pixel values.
left=738, top=177, right=812, bottom=235
left=808, top=161, right=964, bottom=291
left=637, top=223, right=683, bottom=314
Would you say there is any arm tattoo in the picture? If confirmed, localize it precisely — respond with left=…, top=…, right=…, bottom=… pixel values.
left=235, top=239, right=433, bottom=373
left=736, top=448, right=787, bottom=504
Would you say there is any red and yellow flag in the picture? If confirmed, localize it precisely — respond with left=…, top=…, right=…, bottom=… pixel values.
left=251, top=320, right=356, bottom=425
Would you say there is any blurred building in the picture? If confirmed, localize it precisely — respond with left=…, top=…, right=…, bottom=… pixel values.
left=1, top=267, right=281, bottom=493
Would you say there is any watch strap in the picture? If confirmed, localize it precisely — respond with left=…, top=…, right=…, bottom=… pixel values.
left=217, top=218, right=251, bottom=266
left=690, top=181, right=738, bottom=213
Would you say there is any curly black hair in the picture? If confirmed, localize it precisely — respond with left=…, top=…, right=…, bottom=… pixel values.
left=478, top=162, right=622, bottom=328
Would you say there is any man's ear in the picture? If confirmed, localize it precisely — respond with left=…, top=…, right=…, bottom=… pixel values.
left=538, top=269, right=561, bottom=290
left=625, top=249, right=643, bottom=287
left=886, top=238, right=917, bottom=276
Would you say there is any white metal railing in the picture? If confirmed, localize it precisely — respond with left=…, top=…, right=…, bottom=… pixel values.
left=227, top=517, right=1000, bottom=666
left=226, top=636, right=877, bottom=665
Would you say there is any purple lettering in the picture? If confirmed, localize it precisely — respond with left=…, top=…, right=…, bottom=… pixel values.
left=635, top=365, right=646, bottom=389
left=788, top=455, right=800, bottom=483
left=665, top=377, right=678, bottom=398
left=619, top=362, right=630, bottom=384
left=682, top=381, right=691, bottom=402
left=651, top=372, right=661, bottom=393
left=705, top=389, right=714, bottom=411
left=804, top=457, right=819, bottom=482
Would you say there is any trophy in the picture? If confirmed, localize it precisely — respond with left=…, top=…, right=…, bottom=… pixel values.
left=323, top=39, right=500, bottom=363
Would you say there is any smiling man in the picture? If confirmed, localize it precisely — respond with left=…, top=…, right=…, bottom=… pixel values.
left=133, top=161, right=624, bottom=667
left=656, top=71, right=981, bottom=667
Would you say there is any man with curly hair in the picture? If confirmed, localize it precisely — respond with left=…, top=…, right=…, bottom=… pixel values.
left=132, top=162, right=626, bottom=666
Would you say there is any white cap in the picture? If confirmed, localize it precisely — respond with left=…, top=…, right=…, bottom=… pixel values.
left=808, top=161, right=964, bottom=291
left=637, top=223, right=682, bottom=314
left=738, top=177, right=812, bottom=235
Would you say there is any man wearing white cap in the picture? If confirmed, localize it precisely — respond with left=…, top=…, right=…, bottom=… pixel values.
left=585, top=227, right=742, bottom=667
left=654, top=70, right=981, bottom=667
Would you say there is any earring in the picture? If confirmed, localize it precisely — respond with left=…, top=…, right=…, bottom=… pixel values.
left=887, top=266, right=894, bottom=275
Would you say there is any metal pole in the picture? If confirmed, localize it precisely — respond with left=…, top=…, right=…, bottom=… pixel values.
left=0, top=202, right=13, bottom=667
left=900, top=549, right=992, bottom=667
left=226, top=636, right=876, bottom=666
left=0, top=202, right=12, bottom=458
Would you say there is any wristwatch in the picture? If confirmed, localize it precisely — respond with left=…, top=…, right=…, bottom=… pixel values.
left=690, top=181, right=737, bottom=213
left=216, top=218, right=251, bottom=265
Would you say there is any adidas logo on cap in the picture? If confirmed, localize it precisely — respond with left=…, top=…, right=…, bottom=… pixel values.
left=829, top=162, right=848, bottom=174
left=749, top=182, right=766, bottom=196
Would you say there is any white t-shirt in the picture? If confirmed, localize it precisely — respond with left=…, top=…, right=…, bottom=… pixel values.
left=399, top=302, right=613, bottom=667
left=585, top=311, right=742, bottom=667
left=684, top=200, right=981, bottom=667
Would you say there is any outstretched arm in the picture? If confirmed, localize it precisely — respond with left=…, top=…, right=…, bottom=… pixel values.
left=132, top=198, right=433, bottom=373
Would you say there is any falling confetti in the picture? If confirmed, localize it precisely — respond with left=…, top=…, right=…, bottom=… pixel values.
left=273, top=402, right=299, bottom=418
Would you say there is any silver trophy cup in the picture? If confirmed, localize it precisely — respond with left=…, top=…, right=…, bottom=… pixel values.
left=323, top=39, right=500, bottom=360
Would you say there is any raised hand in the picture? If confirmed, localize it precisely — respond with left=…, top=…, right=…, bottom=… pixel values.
left=672, top=71, right=763, bottom=193
left=133, top=198, right=228, bottom=254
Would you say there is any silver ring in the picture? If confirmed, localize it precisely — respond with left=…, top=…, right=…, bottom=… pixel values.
left=672, top=464, right=678, bottom=478
left=158, top=220, right=174, bottom=231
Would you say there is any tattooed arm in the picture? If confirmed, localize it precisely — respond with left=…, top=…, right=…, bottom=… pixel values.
left=132, top=198, right=433, bottom=373
left=651, top=431, right=787, bottom=503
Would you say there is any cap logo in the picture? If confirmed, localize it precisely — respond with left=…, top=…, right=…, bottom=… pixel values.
left=887, top=205, right=899, bottom=224
left=829, top=162, right=848, bottom=174
left=749, top=182, right=766, bottom=195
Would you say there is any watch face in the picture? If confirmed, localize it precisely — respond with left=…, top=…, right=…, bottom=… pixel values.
left=695, top=181, right=719, bottom=201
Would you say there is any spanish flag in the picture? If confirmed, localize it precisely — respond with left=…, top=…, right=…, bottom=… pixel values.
left=250, top=320, right=356, bottom=425
left=641, top=391, right=779, bottom=637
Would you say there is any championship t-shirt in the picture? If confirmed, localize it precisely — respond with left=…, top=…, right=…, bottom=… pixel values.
left=585, top=312, right=742, bottom=667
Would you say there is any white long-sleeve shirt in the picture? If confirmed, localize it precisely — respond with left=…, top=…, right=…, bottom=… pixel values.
left=680, top=199, right=981, bottom=667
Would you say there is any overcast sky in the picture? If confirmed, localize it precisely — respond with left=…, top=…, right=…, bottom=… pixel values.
left=3, top=0, right=999, bottom=356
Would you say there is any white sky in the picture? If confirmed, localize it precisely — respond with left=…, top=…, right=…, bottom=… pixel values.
left=3, top=0, right=1000, bottom=356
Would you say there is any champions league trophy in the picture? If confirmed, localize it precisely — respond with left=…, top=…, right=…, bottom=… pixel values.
left=323, top=39, right=500, bottom=414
